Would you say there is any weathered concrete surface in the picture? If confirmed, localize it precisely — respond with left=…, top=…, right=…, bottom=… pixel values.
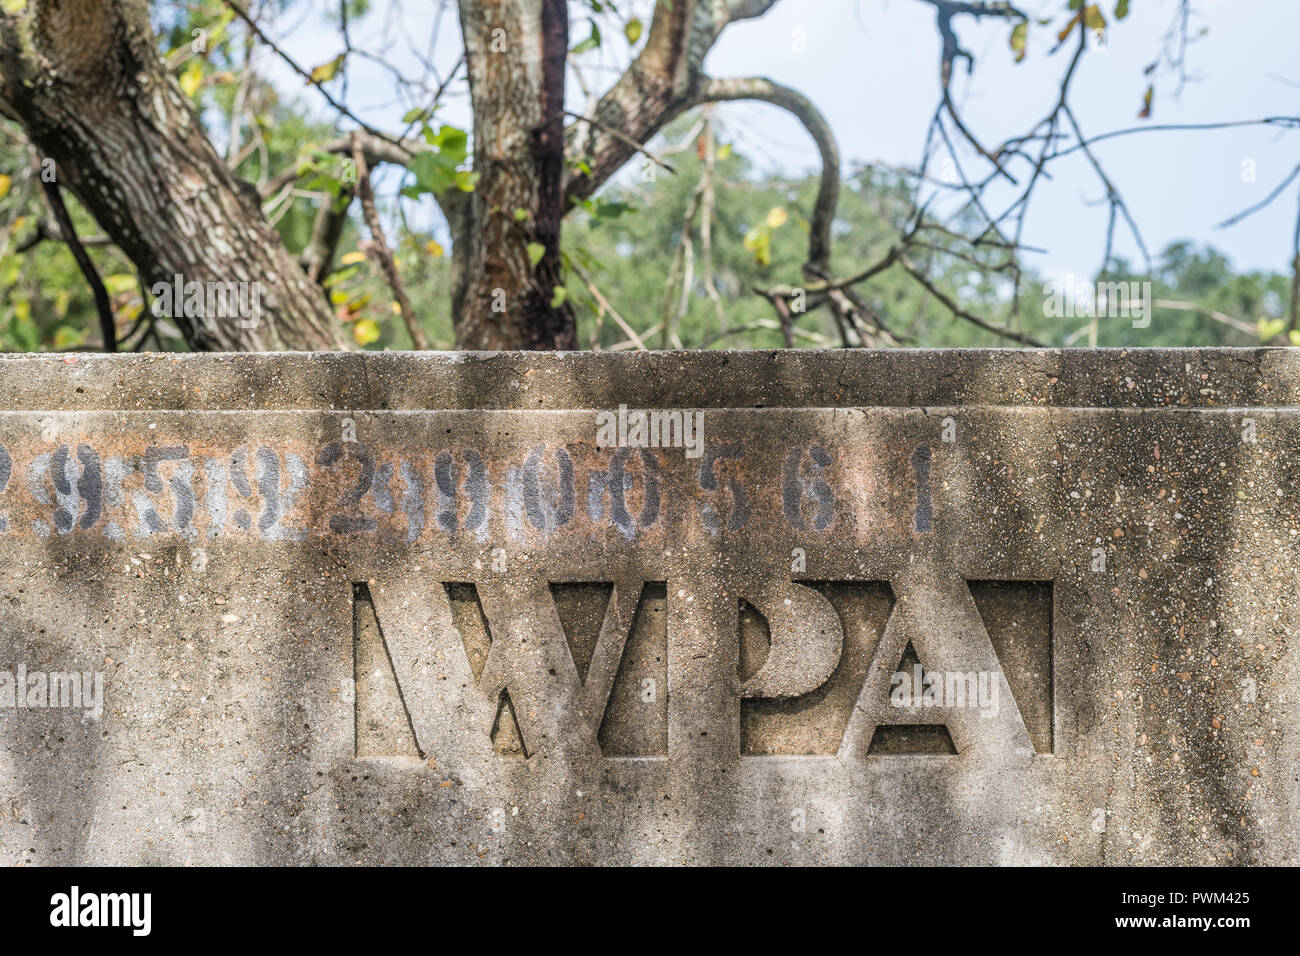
left=0, top=348, right=1296, bottom=865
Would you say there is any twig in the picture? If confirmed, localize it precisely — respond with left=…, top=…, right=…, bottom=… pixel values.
left=39, top=179, right=115, bottom=352
left=898, top=253, right=1043, bottom=346
left=351, top=135, right=429, bottom=349
left=1151, top=299, right=1257, bottom=338
left=221, top=0, right=404, bottom=149
left=563, top=110, right=676, bottom=175
left=571, top=261, right=645, bottom=350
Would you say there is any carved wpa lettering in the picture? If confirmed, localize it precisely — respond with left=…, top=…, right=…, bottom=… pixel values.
left=354, top=566, right=1053, bottom=763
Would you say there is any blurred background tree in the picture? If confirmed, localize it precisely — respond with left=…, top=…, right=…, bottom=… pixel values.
left=1, top=0, right=1295, bottom=352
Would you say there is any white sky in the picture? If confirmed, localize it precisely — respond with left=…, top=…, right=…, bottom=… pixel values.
left=258, top=0, right=1300, bottom=280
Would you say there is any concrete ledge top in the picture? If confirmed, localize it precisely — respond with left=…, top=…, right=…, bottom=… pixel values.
left=0, top=347, right=1295, bottom=411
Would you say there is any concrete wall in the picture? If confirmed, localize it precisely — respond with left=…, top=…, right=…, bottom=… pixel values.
left=0, top=348, right=1296, bottom=865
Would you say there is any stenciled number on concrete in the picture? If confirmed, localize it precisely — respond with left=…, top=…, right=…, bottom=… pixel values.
left=0, top=438, right=872, bottom=543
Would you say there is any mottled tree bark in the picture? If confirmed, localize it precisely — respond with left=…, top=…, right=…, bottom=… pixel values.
left=0, top=0, right=794, bottom=352
left=454, top=0, right=576, bottom=350
left=0, top=0, right=346, bottom=350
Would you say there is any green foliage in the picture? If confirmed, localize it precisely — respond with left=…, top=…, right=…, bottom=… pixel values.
left=561, top=115, right=1283, bottom=351
left=403, top=123, right=477, bottom=198
left=0, top=2, right=1282, bottom=354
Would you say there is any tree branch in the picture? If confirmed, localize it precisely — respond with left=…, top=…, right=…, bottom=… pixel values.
left=351, top=135, right=429, bottom=349
left=220, top=0, right=405, bottom=149
left=689, top=76, right=838, bottom=271
left=40, top=178, right=115, bottom=352
left=898, top=253, right=1044, bottom=346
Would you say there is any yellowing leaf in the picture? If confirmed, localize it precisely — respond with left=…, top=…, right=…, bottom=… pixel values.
left=0, top=174, right=10, bottom=200
left=53, top=325, right=86, bottom=350
left=353, top=318, right=381, bottom=345
left=1258, top=317, right=1287, bottom=342
left=716, top=143, right=733, bottom=160
left=624, top=17, right=643, bottom=46
left=765, top=207, right=788, bottom=229
left=390, top=301, right=403, bottom=315
left=180, top=61, right=203, bottom=98
left=1, top=0, right=27, bottom=14
left=1083, top=4, right=1106, bottom=33
left=1138, top=83, right=1153, bottom=120
left=1057, top=11, right=1082, bottom=43
left=743, top=225, right=773, bottom=267
left=1010, top=21, right=1028, bottom=62
left=104, top=273, right=137, bottom=295
left=1289, top=329, right=1300, bottom=346
left=309, top=54, right=346, bottom=85
left=425, top=239, right=445, bottom=258
left=339, top=251, right=367, bottom=266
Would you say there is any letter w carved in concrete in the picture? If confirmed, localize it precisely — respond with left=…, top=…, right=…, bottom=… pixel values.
left=367, top=574, right=644, bottom=761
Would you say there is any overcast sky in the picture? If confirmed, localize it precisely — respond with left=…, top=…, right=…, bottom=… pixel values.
left=262, top=0, right=1300, bottom=282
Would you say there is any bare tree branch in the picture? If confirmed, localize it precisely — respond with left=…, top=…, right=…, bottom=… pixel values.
left=898, top=253, right=1044, bottom=346
left=220, top=0, right=405, bottom=149
left=351, top=135, right=429, bottom=349
left=39, top=179, right=115, bottom=352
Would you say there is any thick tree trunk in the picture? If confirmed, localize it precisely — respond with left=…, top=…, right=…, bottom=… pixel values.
left=455, top=0, right=576, bottom=350
left=0, top=0, right=345, bottom=350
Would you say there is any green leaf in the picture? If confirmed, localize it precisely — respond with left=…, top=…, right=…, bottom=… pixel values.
left=584, top=198, right=635, bottom=224
left=409, top=152, right=452, bottom=194
left=1115, top=0, right=1130, bottom=19
left=53, top=325, right=87, bottom=350
left=624, top=17, right=643, bottom=46
left=103, top=273, right=137, bottom=296
left=572, top=22, right=601, bottom=54
left=309, top=54, right=346, bottom=85
left=527, top=242, right=546, bottom=267
left=743, top=225, right=773, bottom=267
left=550, top=285, right=568, bottom=308
left=1258, top=317, right=1287, bottom=342
left=432, top=124, right=469, bottom=164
